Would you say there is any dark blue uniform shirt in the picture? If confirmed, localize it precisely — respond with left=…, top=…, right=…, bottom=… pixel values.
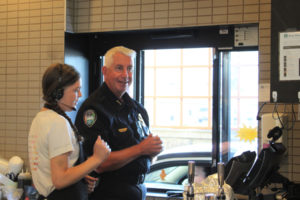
left=75, top=82, right=151, bottom=199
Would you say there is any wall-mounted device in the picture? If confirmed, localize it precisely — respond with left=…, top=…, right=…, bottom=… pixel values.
left=261, top=113, right=287, bottom=149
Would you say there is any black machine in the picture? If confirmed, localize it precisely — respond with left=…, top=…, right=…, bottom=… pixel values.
left=225, top=126, right=300, bottom=200
left=225, top=150, right=257, bottom=194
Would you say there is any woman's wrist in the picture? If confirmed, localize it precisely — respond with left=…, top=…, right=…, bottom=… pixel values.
left=88, top=155, right=102, bottom=167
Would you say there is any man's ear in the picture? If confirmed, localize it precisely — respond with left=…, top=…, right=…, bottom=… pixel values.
left=102, top=66, right=107, bottom=75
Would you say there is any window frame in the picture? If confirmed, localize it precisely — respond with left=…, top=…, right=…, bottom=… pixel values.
left=85, top=24, right=258, bottom=168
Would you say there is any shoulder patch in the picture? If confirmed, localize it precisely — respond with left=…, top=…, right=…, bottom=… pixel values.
left=83, top=109, right=97, bottom=128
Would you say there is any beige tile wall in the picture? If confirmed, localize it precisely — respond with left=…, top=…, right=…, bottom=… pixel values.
left=72, top=0, right=270, bottom=32
left=0, top=0, right=65, bottom=166
left=0, top=0, right=299, bottom=183
left=66, top=0, right=74, bottom=32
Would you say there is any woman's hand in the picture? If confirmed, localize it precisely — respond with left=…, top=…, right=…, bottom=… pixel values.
left=85, top=175, right=98, bottom=193
left=92, top=136, right=111, bottom=163
left=50, top=137, right=110, bottom=190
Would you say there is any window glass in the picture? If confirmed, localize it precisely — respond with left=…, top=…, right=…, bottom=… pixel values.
left=183, top=68, right=210, bottom=96
left=144, top=97, right=154, bottom=123
left=182, top=48, right=211, bottom=65
left=227, top=51, right=259, bottom=160
left=230, top=66, right=239, bottom=97
left=239, top=67, right=258, bottom=96
left=144, top=49, right=258, bottom=163
left=144, top=48, right=213, bottom=152
left=155, top=98, right=181, bottom=126
left=156, top=68, right=181, bottom=96
left=230, top=98, right=238, bottom=129
left=145, top=50, right=155, bottom=66
left=182, top=98, right=209, bottom=127
left=156, top=49, right=181, bottom=66
left=239, top=98, right=258, bottom=127
left=145, top=68, right=154, bottom=96
left=145, top=166, right=187, bottom=184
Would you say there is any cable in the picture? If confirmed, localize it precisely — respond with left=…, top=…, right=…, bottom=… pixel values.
left=289, top=104, right=296, bottom=131
left=272, top=102, right=284, bottom=128
left=282, top=104, right=296, bottom=131
left=290, top=113, right=294, bottom=181
left=272, top=103, right=297, bottom=131
left=256, top=102, right=267, bottom=120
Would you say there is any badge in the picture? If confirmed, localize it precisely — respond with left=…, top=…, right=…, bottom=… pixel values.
left=138, top=113, right=146, bottom=127
left=83, top=109, right=97, bottom=128
left=137, top=113, right=150, bottom=137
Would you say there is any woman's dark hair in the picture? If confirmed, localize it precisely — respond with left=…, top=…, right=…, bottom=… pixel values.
left=42, top=63, right=82, bottom=142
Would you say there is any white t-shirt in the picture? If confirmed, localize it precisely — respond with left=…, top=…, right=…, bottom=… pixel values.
left=28, top=109, right=79, bottom=197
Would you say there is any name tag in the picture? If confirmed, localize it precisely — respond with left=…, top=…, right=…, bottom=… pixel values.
left=118, top=128, right=128, bottom=132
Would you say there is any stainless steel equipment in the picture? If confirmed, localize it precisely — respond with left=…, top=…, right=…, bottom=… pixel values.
left=217, top=162, right=226, bottom=199
left=187, top=161, right=195, bottom=200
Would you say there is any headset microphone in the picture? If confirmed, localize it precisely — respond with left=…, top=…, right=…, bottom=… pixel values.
left=60, top=102, right=77, bottom=111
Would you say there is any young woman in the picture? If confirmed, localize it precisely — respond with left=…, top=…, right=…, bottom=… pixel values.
left=28, top=63, right=110, bottom=200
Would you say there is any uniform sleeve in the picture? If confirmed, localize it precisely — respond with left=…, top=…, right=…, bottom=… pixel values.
left=48, top=117, right=74, bottom=159
left=75, top=107, right=99, bottom=157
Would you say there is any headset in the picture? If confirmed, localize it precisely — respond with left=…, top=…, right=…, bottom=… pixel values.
left=51, top=64, right=76, bottom=111
left=52, top=64, right=64, bottom=101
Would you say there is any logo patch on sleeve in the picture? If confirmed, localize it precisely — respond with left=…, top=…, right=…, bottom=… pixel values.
left=83, top=109, right=97, bottom=128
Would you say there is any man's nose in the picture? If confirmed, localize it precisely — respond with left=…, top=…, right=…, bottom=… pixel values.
left=121, top=69, right=129, bottom=76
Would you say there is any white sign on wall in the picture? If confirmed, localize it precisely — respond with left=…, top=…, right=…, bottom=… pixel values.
left=234, top=26, right=258, bottom=47
left=279, top=31, right=300, bottom=81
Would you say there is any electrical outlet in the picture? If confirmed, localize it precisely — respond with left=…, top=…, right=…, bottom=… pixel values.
left=272, top=91, right=277, bottom=102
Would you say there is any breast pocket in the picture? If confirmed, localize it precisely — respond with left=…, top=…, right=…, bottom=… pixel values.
left=111, top=122, right=134, bottom=149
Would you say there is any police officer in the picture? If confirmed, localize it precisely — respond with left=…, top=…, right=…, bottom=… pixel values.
left=75, top=46, right=163, bottom=200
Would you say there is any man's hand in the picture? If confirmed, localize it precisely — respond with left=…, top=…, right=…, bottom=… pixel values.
left=94, top=134, right=163, bottom=173
left=138, top=134, right=163, bottom=157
